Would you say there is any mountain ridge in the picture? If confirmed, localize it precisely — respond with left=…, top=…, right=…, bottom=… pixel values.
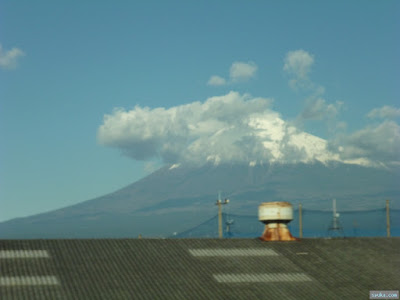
left=0, top=161, right=399, bottom=238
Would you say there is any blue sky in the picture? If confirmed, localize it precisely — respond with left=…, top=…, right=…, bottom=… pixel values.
left=1, top=1, right=399, bottom=222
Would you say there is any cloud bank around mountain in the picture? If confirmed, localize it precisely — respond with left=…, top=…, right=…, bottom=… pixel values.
left=367, top=106, right=400, bottom=120
left=0, top=44, right=25, bottom=69
left=328, top=118, right=400, bottom=168
left=98, top=92, right=274, bottom=165
left=97, top=90, right=400, bottom=168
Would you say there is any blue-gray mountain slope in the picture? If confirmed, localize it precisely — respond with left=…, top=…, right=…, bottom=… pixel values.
left=0, top=162, right=398, bottom=238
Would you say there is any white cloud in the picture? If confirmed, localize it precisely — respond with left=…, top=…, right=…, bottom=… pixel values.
left=0, top=44, right=25, bottom=69
left=207, top=61, right=258, bottom=86
left=300, top=98, right=343, bottom=120
left=367, top=106, right=400, bottom=119
left=328, top=120, right=400, bottom=167
left=98, top=92, right=273, bottom=164
left=207, top=75, right=226, bottom=86
left=336, top=121, right=347, bottom=131
left=229, top=61, right=258, bottom=82
left=284, top=50, right=314, bottom=79
left=285, top=50, right=344, bottom=134
left=283, top=50, right=315, bottom=90
left=98, top=91, right=388, bottom=167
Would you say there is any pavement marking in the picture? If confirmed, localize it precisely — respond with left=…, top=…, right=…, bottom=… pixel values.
left=0, top=276, right=59, bottom=286
left=0, top=250, right=50, bottom=259
left=189, top=248, right=278, bottom=257
left=213, top=273, right=313, bottom=283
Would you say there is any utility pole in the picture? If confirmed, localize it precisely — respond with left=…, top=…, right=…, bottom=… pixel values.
left=386, top=199, right=391, bottom=238
left=299, top=203, right=303, bottom=239
left=216, top=191, right=229, bottom=238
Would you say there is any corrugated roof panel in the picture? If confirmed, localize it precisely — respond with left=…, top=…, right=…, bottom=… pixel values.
left=213, top=273, right=312, bottom=283
left=188, top=248, right=278, bottom=257
left=0, top=276, right=59, bottom=286
left=0, top=238, right=397, bottom=300
left=0, top=250, right=50, bottom=259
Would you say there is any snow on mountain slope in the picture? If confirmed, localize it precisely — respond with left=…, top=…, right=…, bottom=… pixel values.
left=247, top=115, right=370, bottom=166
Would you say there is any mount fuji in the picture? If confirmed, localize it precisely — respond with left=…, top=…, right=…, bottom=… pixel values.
left=0, top=161, right=398, bottom=239
left=1, top=92, right=399, bottom=238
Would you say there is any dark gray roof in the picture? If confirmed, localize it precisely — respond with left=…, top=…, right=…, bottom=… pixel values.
left=1, top=238, right=399, bottom=300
